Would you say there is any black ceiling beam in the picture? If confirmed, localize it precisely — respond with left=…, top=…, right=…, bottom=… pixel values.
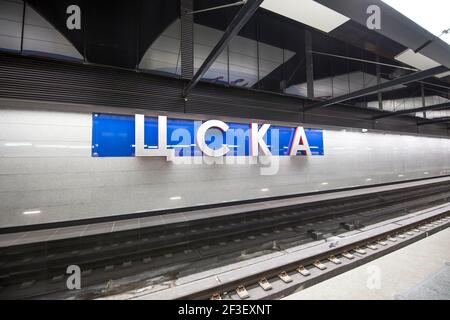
left=304, top=65, right=448, bottom=111
left=374, top=101, right=450, bottom=120
left=418, top=117, right=450, bottom=126
left=352, top=86, right=421, bottom=103
left=182, top=0, right=264, bottom=98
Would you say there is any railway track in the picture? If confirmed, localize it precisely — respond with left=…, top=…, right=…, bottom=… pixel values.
left=1, top=179, right=450, bottom=299
left=141, top=205, right=450, bottom=300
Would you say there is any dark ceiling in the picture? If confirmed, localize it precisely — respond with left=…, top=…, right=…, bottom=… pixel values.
left=22, top=0, right=449, bottom=103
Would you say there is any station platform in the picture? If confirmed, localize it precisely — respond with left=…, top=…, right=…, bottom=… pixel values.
left=1, top=176, right=449, bottom=248
left=284, top=227, right=450, bottom=300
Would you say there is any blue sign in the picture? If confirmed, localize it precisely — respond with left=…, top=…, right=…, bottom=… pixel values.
left=92, top=113, right=324, bottom=158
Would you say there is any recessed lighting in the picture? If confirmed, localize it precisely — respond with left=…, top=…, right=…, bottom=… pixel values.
left=23, top=210, right=41, bottom=215
left=423, top=172, right=429, bottom=175
left=398, top=174, right=405, bottom=177
left=321, top=182, right=329, bottom=185
left=361, top=129, right=368, bottom=133
left=169, top=196, right=182, bottom=200
left=261, top=188, right=269, bottom=192
left=5, top=142, right=32, bottom=147
left=365, top=178, right=373, bottom=181
left=261, top=0, right=350, bottom=33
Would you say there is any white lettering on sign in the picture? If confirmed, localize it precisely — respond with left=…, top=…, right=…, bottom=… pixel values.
left=135, top=114, right=175, bottom=160
left=133, top=114, right=315, bottom=162
left=290, top=127, right=312, bottom=156
left=196, top=120, right=230, bottom=157
left=250, top=123, right=271, bottom=156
